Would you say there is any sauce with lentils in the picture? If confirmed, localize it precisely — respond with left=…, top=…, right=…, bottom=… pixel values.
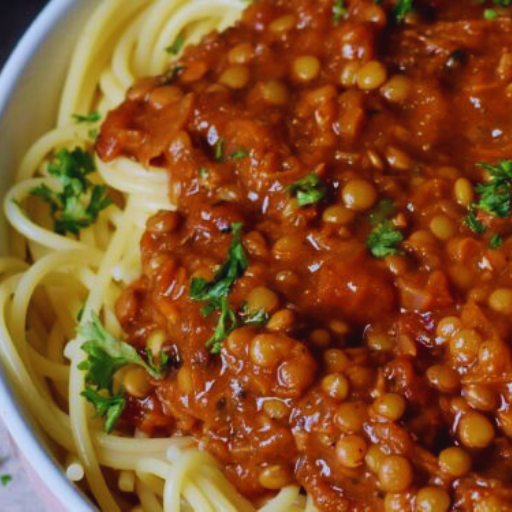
left=98, top=0, right=512, bottom=510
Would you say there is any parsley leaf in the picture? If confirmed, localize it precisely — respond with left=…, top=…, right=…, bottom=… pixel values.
left=206, top=296, right=238, bottom=354
left=230, top=149, right=250, bottom=160
left=72, top=112, right=101, bottom=124
left=333, top=0, right=347, bottom=23
left=241, top=305, right=270, bottom=327
left=78, top=314, right=170, bottom=432
left=29, top=148, right=111, bottom=236
left=88, top=129, right=99, bottom=141
left=466, top=207, right=486, bottom=234
left=490, top=233, right=503, bottom=249
left=166, top=33, right=185, bottom=55
left=482, top=1, right=512, bottom=19
left=367, top=221, right=404, bottom=258
left=393, top=0, right=413, bottom=21
left=81, top=388, right=126, bottom=434
left=162, top=64, right=186, bottom=85
left=190, top=223, right=248, bottom=353
left=145, top=349, right=171, bottom=376
left=0, top=475, right=12, bottom=487
left=369, top=198, right=396, bottom=225
left=466, top=160, right=512, bottom=233
left=190, top=223, right=247, bottom=304
left=214, top=138, right=225, bottom=162
left=198, top=167, right=209, bottom=178
left=48, top=147, right=94, bottom=191
left=78, top=313, right=168, bottom=391
left=287, top=174, right=328, bottom=207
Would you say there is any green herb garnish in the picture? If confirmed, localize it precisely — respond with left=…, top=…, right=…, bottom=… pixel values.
left=76, top=304, right=85, bottom=322
left=466, top=160, right=512, bottom=233
left=214, top=138, right=225, bottom=162
left=393, top=0, right=413, bottom=21
left=333, top=0, right=347, bottom=23
left=88, top=129, right=99, bottom=141
left=230, top=149, right=250, bottom=160
left=78, top=314, right=170, bottom=433
left=72, top=112, right=101, bottom=124
left=146, top=349, right=171, bottom=376
left=29, top=148, right=111, bottom=236
left=490, top=233, right=503, bottom=249
left=190, top=223, right=248, bottom=353
left=166, top=34, right=185, bottom=55
left=205, top=296, right=238, bottom=353
left=369, top=198, right=396, bottom=225
left=78, top=313, right=169, bottom=391
left=162, top=64, right=186, bottom=84
left=0, top=475, right=12, bottom=487
left=241, top=306, right=270, bottom=327
left=466, top=207, right=486, bottom=234
left=81, top=389, right=126, bottom=434
left=483, top=0, right=512, bottom=17
left=367, top=221, right=404, bottom=258
left=287, top=174, right=328, bottom=207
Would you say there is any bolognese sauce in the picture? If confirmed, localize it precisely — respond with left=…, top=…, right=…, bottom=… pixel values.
left=98, top=0, right=512, bottom=510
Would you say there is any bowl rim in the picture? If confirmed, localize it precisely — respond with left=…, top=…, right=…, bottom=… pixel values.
left=0, top=1, right=95, bottom=510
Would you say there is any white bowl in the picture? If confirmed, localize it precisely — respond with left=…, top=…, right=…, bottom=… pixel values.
left=0, top=1, right=99, bottom=510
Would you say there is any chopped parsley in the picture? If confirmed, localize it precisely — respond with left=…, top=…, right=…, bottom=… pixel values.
left=230, top=149, right=250, bottom=160
left=483, top=0, right=512, bottom=17
left=198, top=167, right=209, bottom=178
left=205, top=296, right=238, bottom=353
left=0, top=475, right=12, bottom=487
left=333, top=0, right=347, bottom=23
left=214, top=138, right=225, bottom=162
left=466, top=207, right=486, bottom=234
left=81, top=389, right=126, bottom=434
left=287, top=174, right=328, bottom=207
left=88, top=129, right=99, bottom=141
left=72, top=112, right=101, bottom=124
left=241, top=304, right=270, bottom=327
left=490, top=233, right=503, bottom=249
left=393, top=0, right=413, bottom=21
left=76, top=304, right=85, bottom=322
left=78, top=314, right=169, bottom=432
left=162, top=64, right=186, bottom=84
left=166, top=33, right=185, bottom=55
left=146, top=349, right=171, bottom=376
left=190, top=223, right=248, bottom=353
left=29, top=148, right=111, bottom=236
left=465, top=160, right=512, bottom=233
left=78, top=313, right=169, bottom=390
left=369, top=198, right=396, bottom=226
left=367, top=221, right=404, bottom=258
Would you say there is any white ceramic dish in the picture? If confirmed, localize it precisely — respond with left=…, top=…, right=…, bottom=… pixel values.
left=0, top=1, right=99, bottom=510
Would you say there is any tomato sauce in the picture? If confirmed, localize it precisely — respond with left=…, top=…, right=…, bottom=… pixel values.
left=98, top=0, right=512, bottom=509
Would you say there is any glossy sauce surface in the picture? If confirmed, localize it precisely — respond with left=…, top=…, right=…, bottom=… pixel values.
left=98, top=1, right=512, bottom=510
